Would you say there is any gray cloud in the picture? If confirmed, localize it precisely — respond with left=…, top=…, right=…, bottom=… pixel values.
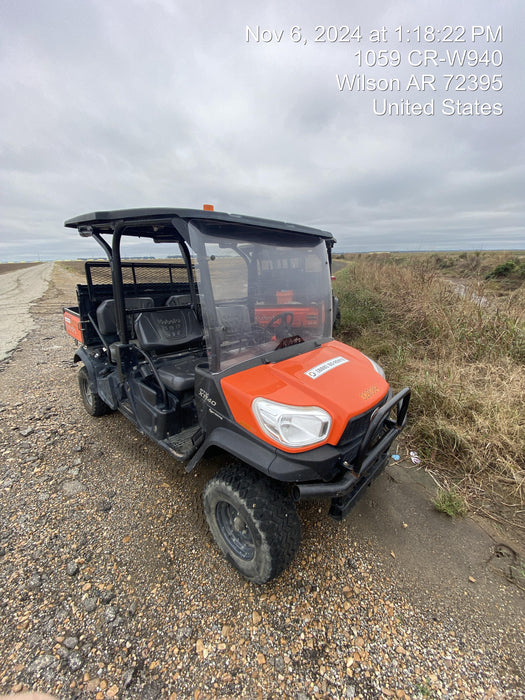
left=0, top=0, right=523, bottom=260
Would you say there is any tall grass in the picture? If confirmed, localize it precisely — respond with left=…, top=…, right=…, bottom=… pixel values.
left=333, top=256, right=525, bottom=507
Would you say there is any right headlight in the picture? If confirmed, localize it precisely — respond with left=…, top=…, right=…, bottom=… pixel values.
left=252, top=398, right=332, bottom=448
left=363, top=354, right=385, bottom=379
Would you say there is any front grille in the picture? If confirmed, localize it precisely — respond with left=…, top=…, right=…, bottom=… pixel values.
left=338, top=395, right=388, bottom=464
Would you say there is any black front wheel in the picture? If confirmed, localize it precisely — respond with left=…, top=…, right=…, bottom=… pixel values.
left=78, top=366, right=111, bottom=417
left=203, top=464, right=301, bottom=584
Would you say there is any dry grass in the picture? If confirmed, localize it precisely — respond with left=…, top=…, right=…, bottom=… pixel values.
left=57, top=260, right=87, bottom=276
left=333, top=253, right=525, bottom=519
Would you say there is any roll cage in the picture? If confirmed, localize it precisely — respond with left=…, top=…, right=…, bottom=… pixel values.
left=65, top=208, right=336, bottom=360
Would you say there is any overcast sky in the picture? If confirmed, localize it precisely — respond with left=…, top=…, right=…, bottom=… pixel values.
left=1, top=0, right=523, bottom=261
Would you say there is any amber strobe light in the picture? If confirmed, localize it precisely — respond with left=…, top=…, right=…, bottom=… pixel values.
left=203, top=204, right=214, bottom=211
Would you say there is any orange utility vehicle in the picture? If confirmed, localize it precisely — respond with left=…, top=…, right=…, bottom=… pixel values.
left=63, top=208, right=410, bottom=583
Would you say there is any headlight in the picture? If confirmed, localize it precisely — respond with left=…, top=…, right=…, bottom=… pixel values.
left=363, top=354, right=385, bottom=379
left=252, top=398, right=331, bottom=448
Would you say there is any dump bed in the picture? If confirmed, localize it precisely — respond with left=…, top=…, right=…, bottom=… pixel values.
left=63, top=306, right=83, bottom=343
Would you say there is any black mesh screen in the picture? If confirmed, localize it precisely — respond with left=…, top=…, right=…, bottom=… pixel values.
left=85, top=261, right=196, bottom=302
left=87, top=261, right=192, bottom=287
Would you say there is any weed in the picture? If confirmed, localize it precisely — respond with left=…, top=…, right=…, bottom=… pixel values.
left=486, top=258, right=525, bottom=279
left=433, top=487, right=468, bottom=518
left=332, top=252, right=525, bottom=515
left=337, top=283, right=385, bottom=340
left=416, top=681, right=435, bottom=698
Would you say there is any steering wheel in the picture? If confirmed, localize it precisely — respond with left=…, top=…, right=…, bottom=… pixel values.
left=265, top=312, right=295, bottom=339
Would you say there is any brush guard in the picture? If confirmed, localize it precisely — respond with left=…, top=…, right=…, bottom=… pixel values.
left=293, top=387, right=410, bottom=520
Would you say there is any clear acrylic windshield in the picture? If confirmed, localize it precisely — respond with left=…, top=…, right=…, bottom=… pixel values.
left=189, top=221, right=333, bottom=372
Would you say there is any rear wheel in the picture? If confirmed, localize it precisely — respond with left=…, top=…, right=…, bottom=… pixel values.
left=78, top=366, right=111, bottom=417
left=203, top=464, right=301, bottom=584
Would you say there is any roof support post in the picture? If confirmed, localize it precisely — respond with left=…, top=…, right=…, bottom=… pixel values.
left=111, top=222, right=128, bottom=344
left=91, top=232, right=113, bottom=261
left=178, top=239, right=199, bottom=309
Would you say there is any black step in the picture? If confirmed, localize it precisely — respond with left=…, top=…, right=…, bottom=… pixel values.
left=164, top=426, right=201, bottom=460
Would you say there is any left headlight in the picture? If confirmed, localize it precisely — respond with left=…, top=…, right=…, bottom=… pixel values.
left=252, top=398, right=332, bottom=448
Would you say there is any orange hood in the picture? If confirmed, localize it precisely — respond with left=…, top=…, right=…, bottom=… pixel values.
left=220, top=340, right=389, bottom=452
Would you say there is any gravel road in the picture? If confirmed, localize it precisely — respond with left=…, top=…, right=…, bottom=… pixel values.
left=0, top=262, right=54, bottom=362
left=0, top=263, right=523, bottom=700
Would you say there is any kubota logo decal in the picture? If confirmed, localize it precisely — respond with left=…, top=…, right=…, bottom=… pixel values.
left=360, top=385, right=379, bottom=400
left=305, top=356, right=348, bottom=379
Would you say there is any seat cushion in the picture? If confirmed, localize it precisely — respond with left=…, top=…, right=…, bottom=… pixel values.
left=156, top=356, right=200, bottom=393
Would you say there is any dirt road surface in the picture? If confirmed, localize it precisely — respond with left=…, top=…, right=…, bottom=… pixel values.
left=0, top=262, right=54, bottom=362
left=0, top=264, right=523, bottom=699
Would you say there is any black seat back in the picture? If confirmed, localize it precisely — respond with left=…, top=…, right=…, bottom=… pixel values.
left=134, top=308, right=203, bottom=353
left=216, top=305, right=251, bottom=338
left=96, top=297, right=154, bottom=336
left=166, top=294, right=193, bottom=307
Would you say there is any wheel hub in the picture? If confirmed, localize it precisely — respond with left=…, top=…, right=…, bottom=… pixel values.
left=215, top=501, right=255, bottom=561
left=233, top=515, right=246, bottom=532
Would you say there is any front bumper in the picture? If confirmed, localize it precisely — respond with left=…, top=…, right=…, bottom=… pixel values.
left=187, top=385, right=410, bottom=521
left=293, top=387, right=410, bottom=519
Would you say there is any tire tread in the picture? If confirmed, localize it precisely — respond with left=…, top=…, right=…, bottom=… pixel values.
left=203, top=464, right=301, bottom=583
left=78, top=366, right=111, bottom=417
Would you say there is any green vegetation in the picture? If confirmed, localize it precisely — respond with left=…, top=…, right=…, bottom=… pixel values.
left=433, top=487, right=469, bottom=518
left=415, top=681, right=435, bottom=698
left=333, top=252, right=525, bottom=518
left=485, top=257, right=525, bottom=281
